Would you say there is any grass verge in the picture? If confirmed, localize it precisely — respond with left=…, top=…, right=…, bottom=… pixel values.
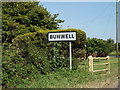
left=17, top=57, right=118, bottom=88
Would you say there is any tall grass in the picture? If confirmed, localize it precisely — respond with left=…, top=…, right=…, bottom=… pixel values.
left=17, top=57, right=118, bottom=88
left=19, top=68, right=101, bottom=88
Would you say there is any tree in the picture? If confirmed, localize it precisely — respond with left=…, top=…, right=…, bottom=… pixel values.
left=86, top=38, right=115, bottom=57
left=2, top=2, right=64, bottom=43
left=106, top=38, right=115, bottom=53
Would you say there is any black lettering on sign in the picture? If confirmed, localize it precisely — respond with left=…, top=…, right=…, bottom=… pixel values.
left=72, top=34, right=74, bottom=38
left=69, top=34, right=71, bottom=38
left=53, top=35, right=56, bottom=39
left=50, top=35, right=52, bottom=39
left=66, top=34, right=68, bottom=38
left=61, top=35, right=65, bottom=38
left=57, top=35, right=60, bottom=39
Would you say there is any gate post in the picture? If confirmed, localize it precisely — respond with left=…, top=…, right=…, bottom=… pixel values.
left=88, top=55, right=93, bottom=72
left=106, top=56, right=110, bottom=74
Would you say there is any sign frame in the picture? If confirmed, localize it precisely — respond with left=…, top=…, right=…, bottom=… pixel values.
left=48, top=31, right=77, bottom=42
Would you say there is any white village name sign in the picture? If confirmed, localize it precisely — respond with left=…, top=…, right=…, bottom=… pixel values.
left=48, top=32, right=76, bottom=70
left=48, top=32, right=76, bottom=41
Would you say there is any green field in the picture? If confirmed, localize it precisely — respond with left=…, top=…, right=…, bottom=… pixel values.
left=16, top=57, right=118, bottom=88
left=109, top=51, right=120, bottom=56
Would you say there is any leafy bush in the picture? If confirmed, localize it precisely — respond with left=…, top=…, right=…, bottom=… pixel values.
left=2, top=29, right=86, bottom=88
left=2, top=2, right=64, bottom=43
left=48, top=42, right=66, bottom=71
left=13, top=28, right=86, bottom=59
left=27, top=44, right=51, bottom=74
left=86, top=38, right=115, bottom=57
left=12, top=28, right=86, bottom=70
left=2, top=45, right=39, bottom=88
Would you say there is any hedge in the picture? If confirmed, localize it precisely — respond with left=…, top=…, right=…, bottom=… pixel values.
left=12, top=29, right=86, bottom=47
left=13, top=28, right=86, bottom=57
left=3, top=28, right=86, bottom=88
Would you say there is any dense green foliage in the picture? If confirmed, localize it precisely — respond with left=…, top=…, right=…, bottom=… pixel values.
left=2, top=45, right=40, bottom=87
left=17, top=57, right=118, bottom=88
left=86, top=38, right=115, bottom=57
left=2, top=2, right=64, bottom=43
left=109, top=43, right=120, bottom=56
left=2, top=2, right=65, bottom=88
left=2, top=29, right=86, bottom=88
left=13, top=29, right=86, bottom=59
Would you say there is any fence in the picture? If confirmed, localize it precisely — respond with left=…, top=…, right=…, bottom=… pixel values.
left=88, top=56, right=110, bottom=73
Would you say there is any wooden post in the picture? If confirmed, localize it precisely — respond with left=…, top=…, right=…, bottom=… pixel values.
left=88, top=56, right=110, bottom=73
left=106, top=56, right=110, bottom=74
left=88, top=55, right=93, bottom=72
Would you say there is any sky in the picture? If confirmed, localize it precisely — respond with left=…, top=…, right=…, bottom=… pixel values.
left=39, top=1, right=120, bottom=42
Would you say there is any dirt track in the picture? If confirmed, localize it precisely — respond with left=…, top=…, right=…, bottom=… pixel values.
left=78, top=77, right=119, bottom=88
left=104, top=79, right=118, bottom=88
left=99, top=77, right=120, bottom=88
